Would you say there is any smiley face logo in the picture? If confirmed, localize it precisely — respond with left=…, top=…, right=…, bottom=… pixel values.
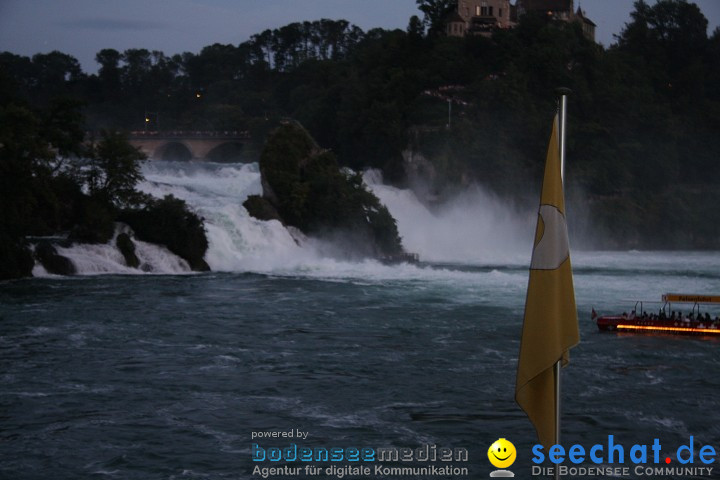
left=487, top=438, right=516, bottom=469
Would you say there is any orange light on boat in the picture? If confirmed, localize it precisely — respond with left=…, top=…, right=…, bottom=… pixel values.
left=616, top=324, right=720, bottom=334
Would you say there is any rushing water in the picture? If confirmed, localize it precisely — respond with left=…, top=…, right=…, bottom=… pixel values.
left=2, top=162, right=720, bottom=479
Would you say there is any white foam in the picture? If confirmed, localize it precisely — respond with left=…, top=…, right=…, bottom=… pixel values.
left=46, top=160, right=719, bottom=286
left=139, top=161, right=326, bottom=274
left=364, top=169, right=535, bottom=265
left=32, top=160, right=539, bottom=279
left=138, top=161, right=538, bottom=277
left=33, top=224, right=192, bottom=277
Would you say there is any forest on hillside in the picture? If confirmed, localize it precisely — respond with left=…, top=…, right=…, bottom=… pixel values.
left=1, top=0, right=719, bottom=249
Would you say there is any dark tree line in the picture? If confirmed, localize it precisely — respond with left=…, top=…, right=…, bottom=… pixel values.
left=0, top=19, right=367, bottom=133
left=1, top=1, right=719, bottom=248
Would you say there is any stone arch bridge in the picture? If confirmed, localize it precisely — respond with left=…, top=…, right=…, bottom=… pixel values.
left=127, top=130, right=252, bottom=162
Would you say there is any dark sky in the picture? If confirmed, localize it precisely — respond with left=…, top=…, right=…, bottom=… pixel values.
left=1, top=0, right=719, bottom=73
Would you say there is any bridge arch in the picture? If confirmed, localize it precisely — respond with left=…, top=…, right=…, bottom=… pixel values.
left=206, top=142, right=245, bottom=163
left=154, top=142, right=192, bottom=161
left=127, top=131, right=252, bottom=161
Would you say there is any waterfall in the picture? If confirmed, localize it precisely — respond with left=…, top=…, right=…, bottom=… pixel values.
left=35, top=161, right=534, bottom=276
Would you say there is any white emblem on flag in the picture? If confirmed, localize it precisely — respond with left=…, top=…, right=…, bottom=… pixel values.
left=530, top=205, right=569, bottom=270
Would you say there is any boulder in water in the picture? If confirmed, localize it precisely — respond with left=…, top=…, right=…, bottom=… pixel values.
left=242, top=195, right=282, bottom=222
left=116, top=233, right=140, bottom=269
left=121, top=195, right=210, bottom=272
left=34, top=241, right=76, bottom=275
left=254, top=122, right=404, bottom=258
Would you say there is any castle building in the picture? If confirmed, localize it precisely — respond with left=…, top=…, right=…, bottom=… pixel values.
left=446, top=0, right=595, bottom=41
left=447, top=1, right=516, bottom=37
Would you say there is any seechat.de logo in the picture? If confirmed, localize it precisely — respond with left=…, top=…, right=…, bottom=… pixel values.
left=488, top=438, right=516, bottom=477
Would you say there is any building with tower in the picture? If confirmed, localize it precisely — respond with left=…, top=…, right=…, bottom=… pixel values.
left=446, top=0, right=595, bottom=41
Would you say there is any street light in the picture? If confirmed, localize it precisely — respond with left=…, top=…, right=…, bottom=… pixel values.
left=144, top=111, right=159, bottom=131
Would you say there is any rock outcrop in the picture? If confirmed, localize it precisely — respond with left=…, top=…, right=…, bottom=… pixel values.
left=116, top=232, right=140, bottom=269
left=248, top=122, right=404, bottom=258
left=34, top=241, right=76, bottom=275
left=121, top=196, right=210, bottom=272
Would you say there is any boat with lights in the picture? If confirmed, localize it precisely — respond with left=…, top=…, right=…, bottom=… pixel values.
left=594, top=293, right=720, bottom=336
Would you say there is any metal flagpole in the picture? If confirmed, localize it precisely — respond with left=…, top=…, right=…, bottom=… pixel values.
left=557, top=88, right=570, bottom=181
left=554, top=86, right=571, bottom=480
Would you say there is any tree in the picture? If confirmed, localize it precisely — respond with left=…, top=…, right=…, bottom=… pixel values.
left=31, top=51, right=83, bottom=85
left=0, top=101, right=89, bottom=276
left=407, top=15, right=425, bottom=39
left=616, top=0, right=708, bottom=67
left=42, top=97, right=86, bottom=160
left=25, top=51, right=84, bottom=104
left=416, top=0, right=457, bottom=37
left=96, top=49, right=121, bottom=82
left=0, top=52, right=35, bottom=102
left=86, top=131, right=146, bottom=207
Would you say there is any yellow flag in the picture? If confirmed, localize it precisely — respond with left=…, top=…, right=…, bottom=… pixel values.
left=515, top=114, right=579, bottom=450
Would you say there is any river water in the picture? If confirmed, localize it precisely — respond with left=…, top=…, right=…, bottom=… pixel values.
left=2, top=162, right=719, bottom=479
